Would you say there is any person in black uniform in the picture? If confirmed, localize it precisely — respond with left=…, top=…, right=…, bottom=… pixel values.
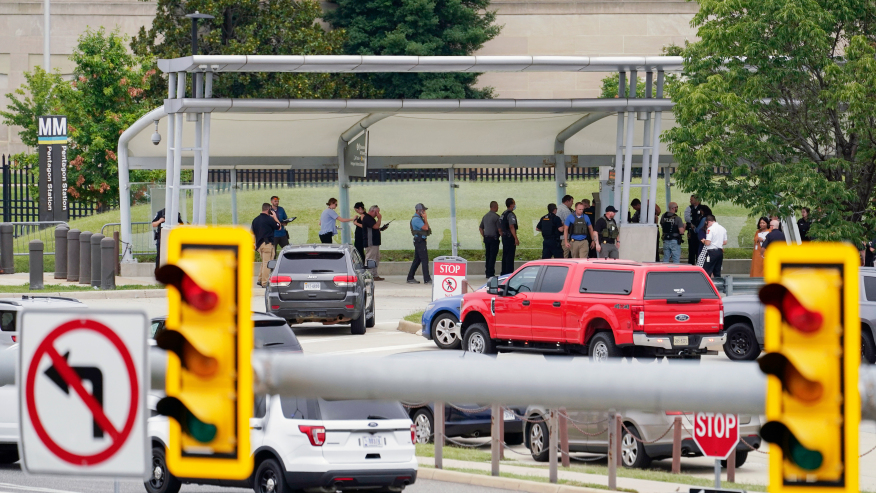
left=797, top=207, right=812, bottom=241
left=151, top=208, right=184, bottom=275
left=536, top=204, right=565, bottom=259
left=864, top=239, right=876, bottom=268
left=686, top=195, right=703, bottom=265
left=500, top=198, right=519, bottom=275
left=352, top=201, right=366, bottom=262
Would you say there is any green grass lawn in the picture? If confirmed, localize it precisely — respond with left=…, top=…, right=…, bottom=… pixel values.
left=404, top=311, right=425, bottom=324
left=0, top=283, right=159, bottom=293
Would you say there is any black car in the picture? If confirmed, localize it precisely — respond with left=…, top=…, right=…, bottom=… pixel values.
left=265, top=244, right=376, bottom=335
left=150, top=312, right=303, bottom=352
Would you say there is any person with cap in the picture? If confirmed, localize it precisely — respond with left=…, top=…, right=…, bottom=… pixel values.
left=407, top=203, right=432, bottom=284
left=556, top=195, right=574, bottom=258
left=500, top=198, right=519, bottom=275
left=592, top=206, right=621, bottom=259
left=537, top=203, right=565, bottom=259
left=564, top=202, right=594, bottom=258
left=479, top=201, right=503, bottom=278
left=660, top=202, right=686, bottom=263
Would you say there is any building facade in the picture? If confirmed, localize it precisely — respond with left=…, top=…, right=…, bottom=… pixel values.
left=0, top=0, right=697, bottom=156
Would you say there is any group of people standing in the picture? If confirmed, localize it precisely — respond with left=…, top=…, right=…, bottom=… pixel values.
left=478, top=198, right=520, bottom=277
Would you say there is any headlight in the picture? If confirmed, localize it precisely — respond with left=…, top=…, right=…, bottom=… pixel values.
left=425, top=303, right=435, bottom=311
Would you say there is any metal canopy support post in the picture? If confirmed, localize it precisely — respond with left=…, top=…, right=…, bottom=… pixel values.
left=337, top=114, right=391, bottom=244
left=169, top=72, right=186, bottom=229
left=163, top=73, right=176, bottom=230
left=556, top=112, right=612, bottom=206
left=449, top=169, right=458, bottom=257
left=198, top=71, right=212, bottom=224
left=648, top=72, right=665, bottom=224
left=192, top=72, right=203, bottom=224
left=619, top=71, right=637, bottom=225
left=230, top=168, right=238, bottom=225
left=664, top=166, right=671, bottom=209
left=612, top=73, right=626, bottom=214
left=641, top=72, right=653, bottom=224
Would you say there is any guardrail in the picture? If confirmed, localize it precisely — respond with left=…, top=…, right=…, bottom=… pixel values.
left=101, top=222, right=156, bottom=256
left=9, top=221, right=68, bottom=256
left=713, top=276, right=764, bottom=296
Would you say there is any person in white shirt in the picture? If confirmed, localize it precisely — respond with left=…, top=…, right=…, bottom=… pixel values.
left=556, top=194, right=574, bottom=258
left=700, top=215, right=728, bottom=278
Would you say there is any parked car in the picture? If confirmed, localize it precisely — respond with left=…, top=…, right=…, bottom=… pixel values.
left=459, top=259, right=725, bottom=360
left=421, top=275, right=510, bottom=350
left=0, top=344, right=16, bottom=464
left=0, top=296, right=86, bottom=347
left=523, top=406, right=761, bottom=469
left=148, top=313, right=417, bottom=493
left=265, top=244, right=376, bottom=335
left=721, top=267, right=876, bottom=362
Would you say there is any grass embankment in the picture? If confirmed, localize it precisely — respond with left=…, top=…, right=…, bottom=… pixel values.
left=404, top=311, right=425, bottom=324
left=0, top=283, right=159, bottom=293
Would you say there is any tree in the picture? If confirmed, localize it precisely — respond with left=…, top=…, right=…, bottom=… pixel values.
left=324, top=0, right=502, bottom=99
left=0, top=67, right=66, bottom=169
left=664, top=0, right=876, bottom=242
left=131, top=0, right=377, bottom=101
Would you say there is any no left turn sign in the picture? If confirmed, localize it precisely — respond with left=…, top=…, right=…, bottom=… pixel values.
left=19, top=309, right=148, bottom=477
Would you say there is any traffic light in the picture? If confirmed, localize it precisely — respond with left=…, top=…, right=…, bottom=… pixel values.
left=757, top=243, right=859, bottom=493
left=155, top=226, right=254, bottom=480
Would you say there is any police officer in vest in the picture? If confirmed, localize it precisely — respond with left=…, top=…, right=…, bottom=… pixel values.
left=660, top=202, right=686, bottom=264
left=564, top=202, right=594, bottom=258
left=537, top=204, right=565, bottom=259
left=593, top=206, right=621, bottom=259
left=406, top=203, right=432, bottom=284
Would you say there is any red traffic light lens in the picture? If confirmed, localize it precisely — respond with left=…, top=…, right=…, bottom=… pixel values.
left=181, top=274, right=218, bottom=311
left=782, top=293, right=822, bottom=333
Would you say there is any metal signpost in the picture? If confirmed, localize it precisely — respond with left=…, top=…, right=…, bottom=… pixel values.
left=18, top=309, right=148, bottom=477
left=37, top=115, right=69, bottom=223
left=692, top=412, right=740, bottom=489
left=431, top=256, right=467, bottom=301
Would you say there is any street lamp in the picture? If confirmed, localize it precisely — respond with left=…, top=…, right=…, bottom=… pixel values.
left=184, top=11, right=215, bottom=56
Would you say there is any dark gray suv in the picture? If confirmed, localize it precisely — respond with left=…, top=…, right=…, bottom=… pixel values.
left=265, top=244, right=376, bottom=334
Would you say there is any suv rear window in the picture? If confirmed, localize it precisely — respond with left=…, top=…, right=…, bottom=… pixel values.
left=317, top=399, right=408, bottom=420
left=645, top=272, right=718, bottom=299
left=0, top=311, right=16, bottom=332
left=280, top=252, right=347, bottom=274
left=580, top=270, right=634, bottom=295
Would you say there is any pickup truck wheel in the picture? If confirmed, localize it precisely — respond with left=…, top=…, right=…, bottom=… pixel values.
left=145, top=446, right=181, bottom=493
left=723, top=322, right=760, bottom=361
left=589, top=333, right=621, bottom=362
left=862, top=328, right=876, bottom=364
left=621, top=425, right=652, bottom=469
left=464, top=324, right=496, bottom=354
left=432, top=313, right=462, bottom=350
left=528, top=418, right=550, bottom=462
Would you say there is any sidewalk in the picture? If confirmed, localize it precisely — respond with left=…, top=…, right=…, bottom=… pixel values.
left=417, top=457, right=694, bottom=493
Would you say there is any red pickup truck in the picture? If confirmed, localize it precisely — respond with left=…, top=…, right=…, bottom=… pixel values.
left=459, top=259, right=725, bottom=360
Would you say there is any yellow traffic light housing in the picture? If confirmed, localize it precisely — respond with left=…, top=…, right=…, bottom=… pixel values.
left=155, top=226, right=254, bottom=480
left=758, top=243, right=859, bottom=493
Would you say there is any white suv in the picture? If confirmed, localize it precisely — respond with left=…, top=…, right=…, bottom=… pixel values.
left=146, top=314, right=418, bottom=493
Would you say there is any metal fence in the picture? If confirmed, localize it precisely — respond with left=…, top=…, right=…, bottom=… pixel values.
left=101, top=222, right=156, bottom=256
left=9, top=221, right=68, bottom=256
left=1, top=155, right=112, bottom=223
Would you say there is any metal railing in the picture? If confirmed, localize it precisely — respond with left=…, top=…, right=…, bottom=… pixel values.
left=9, top=221, right=68, bottom=256
left=713, top=276, right=764, bottom=296
left=101, top=222, right=156, bottom=256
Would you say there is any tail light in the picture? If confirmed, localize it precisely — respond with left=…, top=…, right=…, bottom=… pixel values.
left=299, top=425, right=326, bottom=446
left=410, top=424, right=416, bottom=443
left=11, top=336, right=16, bottom=343
left=333, top=275, right=358, bottom=287
left=719, top=309, right=724, bottom=326
left=631, top=305, right=645, bottom=330
left=269, top=275, right=291, bottom=284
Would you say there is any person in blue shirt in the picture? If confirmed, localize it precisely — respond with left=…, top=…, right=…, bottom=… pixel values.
left=407, top=203, right=432, bottom=284
left=563, top=202, right=594, bottom=258
left=319, top=198, right=354, bottom=243
left=270, top=196, right=289, bottom=249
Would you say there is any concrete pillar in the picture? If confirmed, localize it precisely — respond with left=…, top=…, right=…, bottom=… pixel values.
left=101, top=237, right=116, bottom=290
left=29, top=240, right=43, bottom=290
left=79, top=231, right=92, bottom=285
left=54, top=225, right=68, bottom=279
left=90, top=233, right=104, bottom=288
left=0, top=224, right=13, bottom=274
left=66, top=229, right=80, bottom=282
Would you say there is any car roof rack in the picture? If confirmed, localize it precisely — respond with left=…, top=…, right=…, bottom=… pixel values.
left=19, top=295, right=82, bottom=303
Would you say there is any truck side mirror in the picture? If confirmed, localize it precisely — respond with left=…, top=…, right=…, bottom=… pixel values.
left=487, top=276, right=499, bottom=295
left=267, top=260, right=277, bottom=270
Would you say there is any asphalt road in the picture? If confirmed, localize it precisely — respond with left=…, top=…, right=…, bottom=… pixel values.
left=0, top=464, right=514, bottom=493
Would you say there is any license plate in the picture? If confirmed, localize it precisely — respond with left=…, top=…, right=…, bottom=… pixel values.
left=304, top=282, right=321, bottom=291
left=673, top=336, right=689, bottom=346
left=504, top=410, right=516, bottom=421
left=363, top=436, right=383, bottom=448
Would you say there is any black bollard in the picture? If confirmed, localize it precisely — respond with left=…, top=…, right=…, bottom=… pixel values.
left=54, top=225, right=68, bottom=279
left=101, top=237, right=116, bottom=290
left=79, top=231, right=92, bottom=285
left=0, top=223, right=13, bottom=274
left=90, top=233, right=104, bottom=288
left=67, top=229, right=80, bottom=282
left=29, top=240, right=43, bottom=290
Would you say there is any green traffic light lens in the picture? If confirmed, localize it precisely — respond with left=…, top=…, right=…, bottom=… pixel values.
left=789, top=434, right=823, bottom=471
left=185, top=409, right=217, bottom=443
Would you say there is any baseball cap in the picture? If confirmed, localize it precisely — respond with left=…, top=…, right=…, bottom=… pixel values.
left=605, top=205, right=618, bottom=213
left=415, top=203, right=428, bottom=211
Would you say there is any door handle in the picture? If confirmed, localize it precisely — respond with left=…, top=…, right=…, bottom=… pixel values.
left=522, top=300, right=530, bottom=306
left=553, top=302, right=561, bottom=307
left=250, top=425, right=263, bottom=430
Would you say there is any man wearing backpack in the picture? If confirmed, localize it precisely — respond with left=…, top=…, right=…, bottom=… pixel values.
left=500, top=198, right=519, bottom=275
left=406, top=203, right=432, bottom=284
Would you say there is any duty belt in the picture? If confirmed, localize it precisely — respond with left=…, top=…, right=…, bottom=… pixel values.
left=602, top=240, right=616, bottom=244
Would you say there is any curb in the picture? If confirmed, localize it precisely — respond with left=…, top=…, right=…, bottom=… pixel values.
left=397, top=320, right=423, bottom=334
left=0, top=288, right=265, bottom=300
left=418, top=468, right=608, bottom=493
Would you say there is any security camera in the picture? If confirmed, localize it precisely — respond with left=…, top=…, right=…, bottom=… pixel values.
left=151, top=120, right=161, bottom=145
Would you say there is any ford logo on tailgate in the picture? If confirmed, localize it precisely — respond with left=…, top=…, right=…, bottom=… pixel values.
left=675, top=314, right=690, bottom=322
left=368, top=422, right=378, bottom=428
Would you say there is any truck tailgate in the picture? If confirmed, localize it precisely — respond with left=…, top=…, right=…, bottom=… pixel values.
left=642, top=271, right=722, bottom=334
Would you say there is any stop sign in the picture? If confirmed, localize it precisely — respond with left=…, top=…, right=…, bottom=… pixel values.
left=692, top=412, right=739, bottom=459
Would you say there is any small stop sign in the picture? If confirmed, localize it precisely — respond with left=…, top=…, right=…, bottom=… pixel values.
left=692, top=412, right=740, bottom=459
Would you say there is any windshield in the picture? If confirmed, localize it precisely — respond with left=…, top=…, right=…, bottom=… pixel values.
left=645, top=272, right=718, bottom=299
